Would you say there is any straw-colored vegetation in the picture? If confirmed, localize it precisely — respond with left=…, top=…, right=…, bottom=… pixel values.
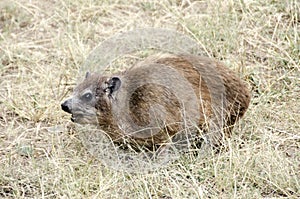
left=0, top=0, right=299, bottom=198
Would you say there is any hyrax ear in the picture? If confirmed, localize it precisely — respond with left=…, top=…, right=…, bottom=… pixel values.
left=85, top=71, right=91, bottom=79
left=107, top=77, right=121, bottom=94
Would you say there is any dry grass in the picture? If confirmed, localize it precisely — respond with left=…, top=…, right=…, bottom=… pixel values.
left=0, top=0, right=299, bottom=198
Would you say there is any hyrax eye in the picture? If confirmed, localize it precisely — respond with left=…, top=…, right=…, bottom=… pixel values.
left=81, top=93, right=93, bottom=101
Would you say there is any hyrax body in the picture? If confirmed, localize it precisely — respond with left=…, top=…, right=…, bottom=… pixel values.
left=61, top=53, right=251, bottom=150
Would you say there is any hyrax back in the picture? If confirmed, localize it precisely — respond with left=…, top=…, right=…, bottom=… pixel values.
left=61, top=53, right=251, bottom=149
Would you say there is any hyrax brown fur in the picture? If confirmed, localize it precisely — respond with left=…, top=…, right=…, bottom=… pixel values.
left=61, top=53, right=251, bottom=150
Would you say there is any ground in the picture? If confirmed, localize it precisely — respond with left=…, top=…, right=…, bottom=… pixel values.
left=0, top=0, right=299, bottom=198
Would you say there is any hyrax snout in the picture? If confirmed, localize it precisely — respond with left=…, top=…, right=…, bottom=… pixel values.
left=61, top=53, right=251, bottom=149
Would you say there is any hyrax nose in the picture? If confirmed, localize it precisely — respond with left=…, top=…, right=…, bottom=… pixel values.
left=61, top=100, right=72, bottom=114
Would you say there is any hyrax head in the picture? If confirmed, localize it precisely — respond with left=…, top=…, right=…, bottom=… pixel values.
left=61, top=72, right=121, bottom=125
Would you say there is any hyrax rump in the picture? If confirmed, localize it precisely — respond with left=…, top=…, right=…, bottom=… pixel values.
left=61, top=53, right=251, bottom=150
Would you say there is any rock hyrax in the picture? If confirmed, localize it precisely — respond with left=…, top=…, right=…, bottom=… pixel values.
left=61, top=53, right=251, bottom=150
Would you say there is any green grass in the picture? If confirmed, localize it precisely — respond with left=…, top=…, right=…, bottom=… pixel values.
left=0, top=0, right=299, bottom=198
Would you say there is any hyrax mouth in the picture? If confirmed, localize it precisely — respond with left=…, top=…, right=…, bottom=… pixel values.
left=70, top=114, right=83, bottom=123
left=71, top=115, right=75, bottom=122
left=69, top=113, right=98, bottom=124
